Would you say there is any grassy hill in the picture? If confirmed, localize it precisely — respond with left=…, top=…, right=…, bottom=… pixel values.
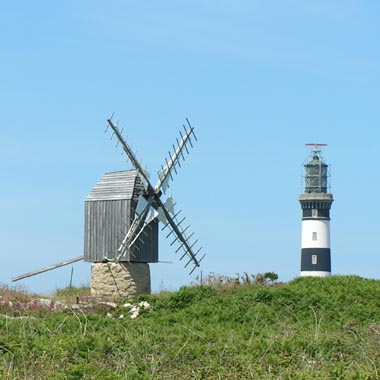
left=1, top=276, right=380, bottom=379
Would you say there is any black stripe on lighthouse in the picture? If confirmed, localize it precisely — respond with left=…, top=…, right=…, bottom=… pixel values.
left=301, top=248, right=331, bottom=272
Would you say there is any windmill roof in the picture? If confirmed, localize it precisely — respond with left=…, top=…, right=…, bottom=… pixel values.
left=85, top=170, right=140, bottom=201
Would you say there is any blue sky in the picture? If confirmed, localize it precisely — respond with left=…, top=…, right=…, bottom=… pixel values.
left=1, top=1, right=380, bottom=294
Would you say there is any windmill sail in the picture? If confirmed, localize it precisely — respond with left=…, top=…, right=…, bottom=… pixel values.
left=155, top=119, right=196, bottom=193
left=107, top=114, right=205, bottom=273
left=106, top=117, right=152, bottom=190
left=157, top=197, right=205, bottom=274
left=116, top=195, right=154, bottom=261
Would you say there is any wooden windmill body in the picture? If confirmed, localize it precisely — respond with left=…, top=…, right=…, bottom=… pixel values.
left=84, top=170, right=158, bottom=297
left=84, top=170, right=159, bottom=264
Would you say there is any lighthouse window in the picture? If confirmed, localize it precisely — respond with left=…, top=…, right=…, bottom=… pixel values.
left=312, top=255, right=318, bottom=265
left=312, top=232, right=317, bottom=240
left=312, top=209, right=318, bottom=217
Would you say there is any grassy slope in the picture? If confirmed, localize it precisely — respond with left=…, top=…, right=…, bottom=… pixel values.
left=1, top=276, right=380, bottom=379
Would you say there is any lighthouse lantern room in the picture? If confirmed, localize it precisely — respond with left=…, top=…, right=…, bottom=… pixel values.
left=299, top=144, right=333, bottom=277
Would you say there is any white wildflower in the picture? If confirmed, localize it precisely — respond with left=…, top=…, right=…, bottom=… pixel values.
left=123, top=302, right=133, bottom=308
left=106, top=312, right=113, bottom=319
left=118, top=314, right=124, bottom=320
left=102, top=302, right=117, bottom=308
left=139, top=301, right=150, bottom=309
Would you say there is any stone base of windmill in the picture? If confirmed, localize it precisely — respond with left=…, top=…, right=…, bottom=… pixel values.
left=90, top=262, right=151, bottom=299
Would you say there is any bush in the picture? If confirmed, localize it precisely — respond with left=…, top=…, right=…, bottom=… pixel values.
left=1, top=276, right=380, bottom=379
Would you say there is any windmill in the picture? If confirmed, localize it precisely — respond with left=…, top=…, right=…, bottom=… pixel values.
left=100, top=114, right=205, bottom=271
left=12, top=115, right=205, bottom=297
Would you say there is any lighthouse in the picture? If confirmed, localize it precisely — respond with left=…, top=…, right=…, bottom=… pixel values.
left=299, top=144, right=333, bottom=277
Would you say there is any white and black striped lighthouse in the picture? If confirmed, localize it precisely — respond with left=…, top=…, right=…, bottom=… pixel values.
left=299, top=144, right=333, bottom=277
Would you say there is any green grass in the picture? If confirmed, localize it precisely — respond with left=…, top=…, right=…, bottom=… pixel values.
left=52, top=285, right=91, bottom=303
left=1, top=276, right=380, bottom=379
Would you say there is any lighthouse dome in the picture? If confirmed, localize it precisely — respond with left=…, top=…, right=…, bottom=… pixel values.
left=304, top=156, right=328, bottom=194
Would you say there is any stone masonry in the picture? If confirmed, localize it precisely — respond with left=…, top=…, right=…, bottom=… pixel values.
left=90, top=262, right=151, bottom=299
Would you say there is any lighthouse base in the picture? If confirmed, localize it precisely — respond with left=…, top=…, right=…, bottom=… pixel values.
left=300, top=271, right=331, bottom=278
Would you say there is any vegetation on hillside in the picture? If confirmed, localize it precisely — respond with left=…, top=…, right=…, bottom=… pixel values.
left=1, top=275, right=380, bottom=379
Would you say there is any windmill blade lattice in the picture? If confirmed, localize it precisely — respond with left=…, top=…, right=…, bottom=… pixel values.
left=117, top=195, right=158, bottom=261
left=155, top=118, right=197, bottom=194
left=106, top=115, right=151, bottom=188
left=106, top=113, right=205, bottom=274
left=157, top=197, right=205, bottom=274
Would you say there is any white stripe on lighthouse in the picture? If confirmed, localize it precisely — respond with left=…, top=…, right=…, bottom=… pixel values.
left=301, top=219, right=330, bottom=248
left=300, top=270, right=331, bottom=277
